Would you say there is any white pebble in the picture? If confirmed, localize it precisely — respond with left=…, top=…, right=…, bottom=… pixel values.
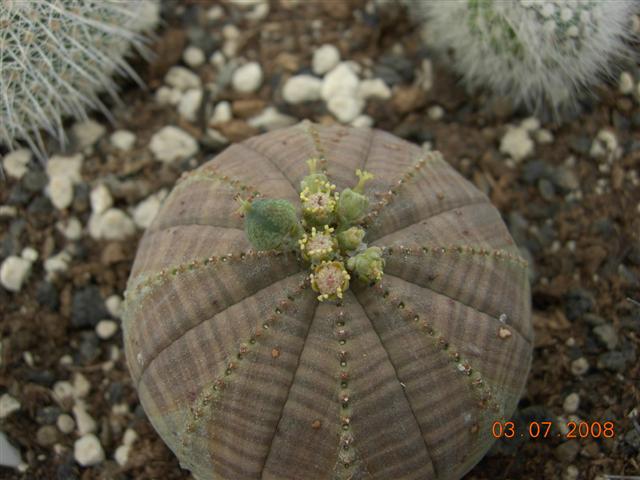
left=0, top=205, right=17, bottom=218
left=52, top=381, right=74, bottom=404
left=177, top=88, right=203, bottom=122
left=96, top=320, right=119, bottom=340
left=312, top=44, right=341, bottom=75
left=105, top=295, right=123, bottom=318
left=133, top=191, right=165, bottom=229
left=122, top=428, right=138, bottom=446
left=182, top=46, right=205, bottom=68
left=72, top=403, right=96, bottom=435
left=209, top=101, right=233, bottom=126
left=21, top=247, right=38, bottom=263
left=46, top=154, right=83, bottom=184
left=209, top=51, right=226, bottom=69
left=90, top=184, right=113, bottom=215
left=48, top=176, right=74, bottom=210
left=2, top=149, right=31, bottom=179
left=427, top=105, right=444, bottom=120
left=619, top=71, right=634, bottom=94
left=351, top=115, right=374, bottom=128
left=282, top=75, right=323, bottom=104
left=71, top=119, right=106, bottom=150
left=500, top=126, right=534, bottom=162
left=155, top=86, right=183, bottom=106
left=110, top=130, right=136, bottom=151
left=321, top=63, right=360, bottom=102
left=74, top=434, right=105, bottom=467
left=521, top=116, right=540, bottom=132
left=72, top=373, right=91, bottom=399
left=44, top=251, right=71, bottom=278
left=0, top=256, right=32, bottom=292
left=56, top=414, right=75, bottom=434
left=206, top=5, right=224, bottom=20
left=231, top=62, right=263, bottom=93
left=206, top=128, right=229, bottom=145
left=149, top=126, right=198, bottom=164
left=357, top=78, right=391, bottom=100
left=590, top=129, right=618, bottom=158
left=563, top=393, right=580, bottom=413
left=56, top=217, right=82, bottom=241
left=248, top=107, right=297, bottom=131
left=327, top=96, right=364, bottom=123
left=0, top=393, right=21, bottom=419
left=88, top=209, right=136, bottom=241
left=570, top=357, right=589, bottom=376
left=114, top=444, right=132, bottom=467
left=535, top=129, right=554, bottom=144
left=165, top=66, right=201, bottom=91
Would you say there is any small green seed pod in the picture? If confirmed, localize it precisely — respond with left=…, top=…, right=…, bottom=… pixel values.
left=336, top=169, right=374, bottom=226
left=347, top=246, right=385, bottom=283
left=337, top=226, right=365, bottom=252
left=240, top=199, right=302, bottom=251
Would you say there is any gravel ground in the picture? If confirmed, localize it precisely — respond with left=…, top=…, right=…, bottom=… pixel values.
left=1, top=1, right=639, bottom=479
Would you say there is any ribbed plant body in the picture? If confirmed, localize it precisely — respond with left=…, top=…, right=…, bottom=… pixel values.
left=406, top=0, right=637, bottom=113
left=0, top=0, right=158, bottom=156
left=123, top=123, right=533, bottom=480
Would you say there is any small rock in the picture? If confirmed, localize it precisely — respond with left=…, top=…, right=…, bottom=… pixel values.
left=282, top=75, right=323, bottom=104
left=321, top=62, right=359, bottom=101
left=209, top=50, right=226, bottom=69
left=209, top=101, right=233, bottom=125
left=538, top=178, right=555, bottom=201
left=35, top=405, right=60, bottom=425
left=0, top=432, right=22, bottom=468
left=114, top=444, right=132, bottom=467
left=590, top=129, right=618, bottom=158
left=155, top=86, right=183, bottom=106
left=427, top=105, right=444, bottom=121
left=312, top=44, right=340, bottom=75
left=52, top=381, right=74, bottom=404
left=21, top=246, right=38, bottom=262
left=535, top=129, right=554, bottom=144
left=554, top=440, right=580, bottom=463
left=327, top=96, right=364, bottom=123
left=563, top=393, right=580, bottom=413
left=72, top=403, right=96, bottom=435
left=357, top=78, right=391, bottom=100
left=74, top=434, right=105, bottom=467
left=351, top=115, right=374, bottom=128
left=56, top=217, right=83, bottom=241
left=177, top=88, right=203, bottom=122
left=90, top=184, right=113, bottom=215
left=392, top=85, right=425, bottom=114
left=105, top=295, right=123, bottom=318
left=149, top=126, right=199, bottom=164
left=48, top=175, right=74, bottom=210
left=500, top=126, right=534, bottom=162
left=619, top=71, right=634, bottom=94
left=165, top=66, right=201, bottom=91
left=57, top=414, right=75, bottom=434
left=96, top=320, right=119, bottom=340
left=0, top=255, right=32, bottom=292
left=2, top=149, right=31, bottom=179
left=110, top=130, right=136, bottom=151
left=565, top=288, right=595, bottom=320
left=71, top=119, right=106, bottom=150
left=597, top=351, right=627, bottom=372
left=248, top=107, right=297, bottom=131
left=21, top=170, right=47, bottom=193
left=89, top=208, right=136, bottom=240
left=73, top=372, right=91, bottom=399
left=593, top=324, right=619, bottom=350
left=553, top=166, right=579, bottom=191
left=231, top=62, right=263, bottom=93
left=36, top=281, right=59, bottom=310
left=182, top=45, right=205, bottom=68
left=44, top=251, right=71, bottom=278
left=0, top=393, right=21, bottom=418
left=416, top=59, right=433, bottom=91
left=71, top=286, right=109, bottom=329
left=570, top=357, right=589, bottom=376
left=133, top=191, right=165, bottom=229
left=521, top=117, right=540, bottom=132
left=46, top=154, right=83, bottom=183
left=36, top=425, right=59, bottom=447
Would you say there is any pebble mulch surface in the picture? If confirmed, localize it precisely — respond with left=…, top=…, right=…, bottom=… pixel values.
left=1, top=1, right=639, bottom=479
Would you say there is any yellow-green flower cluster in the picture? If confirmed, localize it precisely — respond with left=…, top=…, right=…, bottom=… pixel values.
left=242, top=157, right=385, bottom=302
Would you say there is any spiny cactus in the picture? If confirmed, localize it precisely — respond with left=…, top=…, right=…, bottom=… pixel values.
left=406, top=0, right=638, bottom=113
left=123, top=123, right=532, bottom=479
left=0, top=0, right=158, bottom=156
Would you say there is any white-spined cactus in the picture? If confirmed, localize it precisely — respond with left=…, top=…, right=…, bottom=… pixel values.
left=406, top=0, right=638, bottom=113
left=0, top=0, right=159, bottom=156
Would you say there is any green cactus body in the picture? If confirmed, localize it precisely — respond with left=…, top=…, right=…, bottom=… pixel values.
left=123, top=123, right=533, bottom=480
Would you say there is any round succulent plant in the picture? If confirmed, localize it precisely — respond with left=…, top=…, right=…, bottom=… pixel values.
left=123, top=123, right=533, bottom=479
left=406, top=0, right=638, bottom=113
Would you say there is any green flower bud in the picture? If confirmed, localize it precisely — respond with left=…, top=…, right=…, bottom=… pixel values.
left=310, top=260, right=351, bottom=301
left=337, top=226, right=365, bottom=252
left=240, top=199, right=302, bottom=251
left=347, top=246, right=385, bottom=283
left=300, top=157, right=329, bottom=193
left=336, top=169, right=374, bottom=226
left=299, top=225, right=337, bottom=263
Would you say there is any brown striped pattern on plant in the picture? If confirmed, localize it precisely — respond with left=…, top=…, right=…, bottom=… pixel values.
left=123, top=123, right=533, bottom=480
